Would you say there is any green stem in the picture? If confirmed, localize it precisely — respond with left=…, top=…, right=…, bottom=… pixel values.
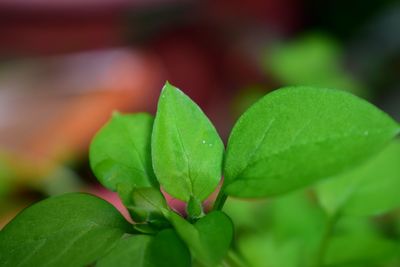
left=213, top=190, right=228, bottom=211
left=314, top=213, right=339, bottom=267
left=222, top=250, right=248, bottom=267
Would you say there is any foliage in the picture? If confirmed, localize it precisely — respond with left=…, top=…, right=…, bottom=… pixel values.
left=0, top=82, right=399, bottom=267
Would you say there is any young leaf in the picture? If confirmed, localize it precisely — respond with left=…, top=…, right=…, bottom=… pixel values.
left=223, top=87, right=399, bottom=198
left=89, top=113, right=157, bottom=195
left=125, top=187, right=170, bottom=229
left=0, top=193, right=131, bottom=267
left=97, top=229, right=191, bottom=267
left=152, top=82, right=224, bottom=201
left=186, top=196, right=205, bottom=220
left=89, top=113, right=165, bottom=223
left=316, top=140, right=400, bottom=216
left=167, top=211, right=233, bottom=266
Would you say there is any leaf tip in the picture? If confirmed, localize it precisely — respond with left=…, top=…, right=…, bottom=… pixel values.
left=161, top=81, right=184, bottom=98
left=162, top=80, right=174, bottom=92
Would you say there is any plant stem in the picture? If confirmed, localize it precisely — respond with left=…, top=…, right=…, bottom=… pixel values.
left=314, top=213, right=339, bottom=267
left=213, top=191, right=228, bottom=211
left=223, top=250, right=248, bottom=267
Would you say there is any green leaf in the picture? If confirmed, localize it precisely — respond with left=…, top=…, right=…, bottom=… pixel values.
left=89, top=113, right=157, bottom=196
left=0, top=193, right=131, bottom=267
left=186, top=196, right=204, bottom=220
left=125, top=187, right=170, bottom=229
left=147, top=229, right=191, bottom=267
left=96, top=235, right=152, bottom=267
left=97, top=229, right=191, bottom=267
left=167, top=211, right=233, bottom=266
left=152, top=82, right=224, bottom=201
left=223, top=86, right=399, bottom=198
left=89, top=113, right=164, bottom=223
left=316, top=140, right=400, bottom=216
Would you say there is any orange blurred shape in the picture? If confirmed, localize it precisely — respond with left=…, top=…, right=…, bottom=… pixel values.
left=0, top=49, right=163, bottom=181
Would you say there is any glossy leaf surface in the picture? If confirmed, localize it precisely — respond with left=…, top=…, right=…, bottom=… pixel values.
left=152, top=82, right=224, bottom=201
left=224, top=87, right=399, bottom=197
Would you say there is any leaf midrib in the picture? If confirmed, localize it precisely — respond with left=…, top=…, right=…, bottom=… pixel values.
left=6, top=223, right=120, bottom=267
left=119, top=120, right=155, bottom=184
left=170, top=93, right=194, bottom=197
left=232, top=127, right=390, bottom=182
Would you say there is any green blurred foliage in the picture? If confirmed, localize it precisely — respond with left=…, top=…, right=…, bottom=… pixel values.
left=265, top=34, right=366, bottom=97
left=317, top=140, right=400, bottom=216
left=225, top=191, right=327, bottom=267
left=324, top=217, right=400, bottom=267
left=225, top=185, right=400, bottom=267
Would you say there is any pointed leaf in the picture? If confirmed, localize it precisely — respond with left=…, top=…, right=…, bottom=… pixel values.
left=152, top=82, right=224, bottom=201
left=125, top=187, right=170, bottom=229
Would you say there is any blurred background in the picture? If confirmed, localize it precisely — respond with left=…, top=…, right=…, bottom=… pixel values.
left=0, top=0, right=399, bottom=229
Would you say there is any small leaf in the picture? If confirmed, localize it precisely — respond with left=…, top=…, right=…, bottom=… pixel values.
left=152, top=82, right=224, bottom=201
left=125, top=187, right=170, bottom=229
left=97, top=229, right=191, bottom=267
left=186, top=196, right=204, bottom=220
left=223, top=87, right=399, bottom=198
left=316, top=140, right=400, bottom=216
left=168, top=211, right=233, bottom=266
left=0, top=193, right=131, bottom=267
left=193, top=211, right=233, bottom=265
left=89, top=113, right=157, bottom=195
left=89, top=113, right=163, bottom=223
